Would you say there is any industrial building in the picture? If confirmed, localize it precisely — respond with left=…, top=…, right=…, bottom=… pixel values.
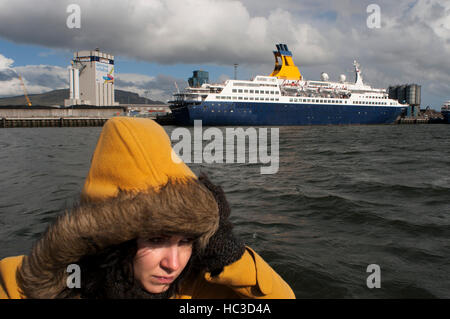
left=388, top=84, right=421, bottom=117
left=64, top=49, right=119, bottom=107
left=188, top=70, right=209, bottom=87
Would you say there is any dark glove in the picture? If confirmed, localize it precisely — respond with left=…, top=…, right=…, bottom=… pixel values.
left=194, top=173, right=246, bottom=276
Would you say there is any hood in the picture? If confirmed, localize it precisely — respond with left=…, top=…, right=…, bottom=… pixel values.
left=16, top=117, right=219, bottom=299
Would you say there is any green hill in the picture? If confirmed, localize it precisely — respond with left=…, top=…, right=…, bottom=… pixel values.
left=0, top=89, right=165, bottom=106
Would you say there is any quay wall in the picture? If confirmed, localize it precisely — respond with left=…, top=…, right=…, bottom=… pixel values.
left=0, top=107, right=125, bottom=119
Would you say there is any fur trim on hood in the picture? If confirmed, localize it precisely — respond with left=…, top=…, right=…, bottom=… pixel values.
left=17, top=178, right=219, bottom=299
left=16, top=117, right=220, bottom=298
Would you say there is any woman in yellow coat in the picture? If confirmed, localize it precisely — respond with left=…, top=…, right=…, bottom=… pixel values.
left=0, top=117, right=295, bottom=299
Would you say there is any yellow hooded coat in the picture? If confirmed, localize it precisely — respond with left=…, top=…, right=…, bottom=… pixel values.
left=0, top=117, right=295, bottom=299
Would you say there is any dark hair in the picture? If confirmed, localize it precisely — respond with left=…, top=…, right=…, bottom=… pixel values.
left=65, top=239, right=192, bottom=299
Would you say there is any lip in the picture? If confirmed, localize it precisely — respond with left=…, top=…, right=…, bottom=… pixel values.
left=152, top=275, right=175, bottom=284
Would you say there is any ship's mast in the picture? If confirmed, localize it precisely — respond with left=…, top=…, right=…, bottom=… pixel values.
left=353, top=60, right=364, bottom=86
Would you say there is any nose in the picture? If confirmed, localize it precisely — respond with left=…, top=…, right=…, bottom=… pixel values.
left=160, top=245, right=180, bottom=272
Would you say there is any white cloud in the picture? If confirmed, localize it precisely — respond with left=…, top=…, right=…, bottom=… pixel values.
left=115, top=73, right=187, bottom=102
left=0, top=56, right=69, bottom=97
left=0, top=53, right=14, bottom=69
left=0, top=54, right=22, bottom=97
left=0, top=0, right=330, bottom=66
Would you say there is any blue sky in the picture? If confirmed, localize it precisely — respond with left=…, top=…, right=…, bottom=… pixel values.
left=0, top=0, right=449, bottom=108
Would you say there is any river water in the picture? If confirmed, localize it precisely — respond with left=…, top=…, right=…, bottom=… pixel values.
left=1, top=124, right=449, bottom=298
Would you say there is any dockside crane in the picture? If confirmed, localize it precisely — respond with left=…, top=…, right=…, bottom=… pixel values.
left=12, top=69, right=32, bottom=107
left=18, top=75, right=32, bottom=107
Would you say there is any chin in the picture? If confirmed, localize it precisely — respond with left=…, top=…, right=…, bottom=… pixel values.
left=145, top=284, right=169, bottom=294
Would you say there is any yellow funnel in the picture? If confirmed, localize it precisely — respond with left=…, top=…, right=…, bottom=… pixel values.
left=269, top=44, right=302, bottom=80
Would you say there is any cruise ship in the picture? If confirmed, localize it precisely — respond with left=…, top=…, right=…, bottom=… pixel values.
left=169, top=44, right=407, bottom=126
left=441, top=101, right=450, bottom=124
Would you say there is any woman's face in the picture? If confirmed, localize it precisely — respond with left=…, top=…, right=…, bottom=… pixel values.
left=133, top=235, right=193, bottom=294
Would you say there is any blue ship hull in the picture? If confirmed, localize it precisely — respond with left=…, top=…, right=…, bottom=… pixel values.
left=442, top=110, right=450, bottom=124
left=171, top=101, right=405, bottom=126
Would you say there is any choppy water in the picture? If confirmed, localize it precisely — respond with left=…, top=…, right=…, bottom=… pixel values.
left=1, top=124, right=449, bottom=298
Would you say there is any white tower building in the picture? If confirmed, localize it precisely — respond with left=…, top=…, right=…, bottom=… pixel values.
left=64, top=49, right=119, bottom=107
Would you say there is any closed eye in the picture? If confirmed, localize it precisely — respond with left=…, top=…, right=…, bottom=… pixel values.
left=179, top=237, right=194, bottom=245
left=147, top=236, right=167, bottom=244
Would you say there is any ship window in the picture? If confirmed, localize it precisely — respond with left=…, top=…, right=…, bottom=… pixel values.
left=232, top=89, right=237, bottom=93
left=228, top=96, right=231, bottom=100
left=250, top=97, right=254, bottom=100
left=265, top=98, right=269, bottom=101
left=275, top=98, right=279, bottom=101
left=270, top=98, right=274, bottom=101
left=265, top=91, right=269, bottom=94
left=238, top=89, right=243, bottom=93
left=270, top=91, right=274, bottom=94
left=255, top=90, right=259, bottom=93
left=255, top=97, right=259, bottom=101
left=244, top=97, right=248, bottom=100
left=244, top=90, right=248, bottom=93
left=294, top=99, right=297, bottom=102
left=232, top=96, right=237, bottom=100
left=289, top=98, right=293, bottom=102
left=238, top=97, right=243, bottom=100
left=250, top=90, right=254, bottom=93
